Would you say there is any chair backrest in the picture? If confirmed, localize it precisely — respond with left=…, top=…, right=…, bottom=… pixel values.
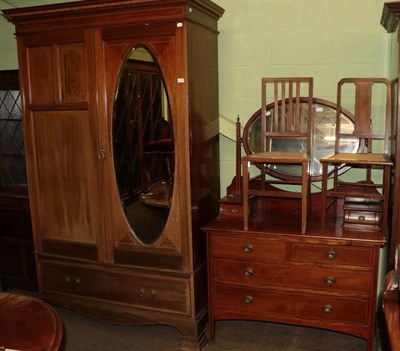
left=261, top=77, right=313, bottom=155
left=335, top=78, right=391, bottom=154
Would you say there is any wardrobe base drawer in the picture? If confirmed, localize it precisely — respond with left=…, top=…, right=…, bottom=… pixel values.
left=39, top=260, right=190, bottom=314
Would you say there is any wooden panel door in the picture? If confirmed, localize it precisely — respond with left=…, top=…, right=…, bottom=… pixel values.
left=18, top=29, right=103, bottom=259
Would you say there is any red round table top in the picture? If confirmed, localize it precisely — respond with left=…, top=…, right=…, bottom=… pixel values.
left=0, top=293, right=63, bottom=351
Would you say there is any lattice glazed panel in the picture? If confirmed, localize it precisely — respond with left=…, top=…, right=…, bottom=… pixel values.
left=0, top=90, right=27, bottom=185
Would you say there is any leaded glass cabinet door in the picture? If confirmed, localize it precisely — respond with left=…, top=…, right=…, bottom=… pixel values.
left=0, top=70, right=26, bottom=187
left=0, top=69, right=36, bottom=291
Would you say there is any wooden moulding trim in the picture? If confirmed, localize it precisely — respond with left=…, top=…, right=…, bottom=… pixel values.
left=381, top=2, right=400, bottom=32
left=0, top=193, right=30, bottom=211
left=41, top=238, right=98, bottom=261
left=2, top=0, right=224, bottom=32
left=2, top=0, right=224, bottom=20
left=0, top=69, right=20, bottom=90
left=114, top=247, right=184, bottom=271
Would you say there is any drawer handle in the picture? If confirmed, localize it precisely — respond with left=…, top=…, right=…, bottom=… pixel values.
left=324, top=276, right=336, bottom=285
left=326, top=249, right=337, bottom=260
left=231, top=208, right=238, bottom=214
left=244, top=268, right=254, bottom=277
left=323, top=304, right=334, bottom=313
left=243, top=244, right=254, bottom=253
left=244, top=295, right=254, bottom=304
left=138, top=288, right=156, bottom=299
left=358, top=215, right=366, bottom=221
left=65, top=275, right=80, bottom=286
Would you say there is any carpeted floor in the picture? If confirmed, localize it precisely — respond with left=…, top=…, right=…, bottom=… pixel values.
left=56, top=306, right=369, bottom=351
left=3, top=287, right=373, bottom=350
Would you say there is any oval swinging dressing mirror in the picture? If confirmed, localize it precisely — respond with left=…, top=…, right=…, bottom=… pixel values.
left=242, top=98, right=360, bottom=182
left=113, top=46, right=173, bottom=244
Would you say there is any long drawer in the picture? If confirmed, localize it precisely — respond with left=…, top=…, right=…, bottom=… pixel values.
left=213, top=284, right=369, bottom=325
left=39, top=260, right=190, bottom=314
left=212, top=259, right=372, bottom=295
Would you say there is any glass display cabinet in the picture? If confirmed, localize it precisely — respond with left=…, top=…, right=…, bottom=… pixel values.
left=0, top=69, right=36, bottom=291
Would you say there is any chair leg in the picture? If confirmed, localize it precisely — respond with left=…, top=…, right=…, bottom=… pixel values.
left=242, top=160, right=249, bottom=230
left=321, top=163, right=328, bottom=232
left=301, top=161, right=308, bottom=234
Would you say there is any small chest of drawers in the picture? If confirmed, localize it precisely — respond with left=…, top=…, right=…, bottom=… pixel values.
left=343, top=200, right=382, bottom=231
left=203, top=221, right=383, bottom=351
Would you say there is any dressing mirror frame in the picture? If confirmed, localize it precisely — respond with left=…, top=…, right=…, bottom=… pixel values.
left=241, top=97, right=359, bottom=182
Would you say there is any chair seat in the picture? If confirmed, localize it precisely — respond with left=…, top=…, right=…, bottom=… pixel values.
left=243, top=151, right=309, bottom=164
left=321, top=152, right=392, bottom=166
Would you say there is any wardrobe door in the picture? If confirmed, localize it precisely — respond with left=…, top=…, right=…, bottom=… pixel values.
left=19, top=30, right=102, bottom=260
left=99, top=23, right=191, bottom=271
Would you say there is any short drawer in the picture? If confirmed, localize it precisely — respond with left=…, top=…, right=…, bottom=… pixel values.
left=211, top=235, right=287, bottom=262
left=291, top=243, right=373, bottom=267
left=213, top=284, right=369, bottom=325
left=219, top=202, right=243, bottom=218
left=343, top=202, right=381, bottom=231
left=213, top=259, right=372, bottom=295
left=39, top=260, right=190, bottom=314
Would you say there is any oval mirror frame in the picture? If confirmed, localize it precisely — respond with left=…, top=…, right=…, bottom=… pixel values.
left=242, top=98, right=360, bottom=182
left=112, top=46, right=174, bottom=245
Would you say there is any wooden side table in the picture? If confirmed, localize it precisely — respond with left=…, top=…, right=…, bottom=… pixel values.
left=0, top=293, right=63, bottom=350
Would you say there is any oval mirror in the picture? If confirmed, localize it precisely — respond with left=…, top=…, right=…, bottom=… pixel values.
left=113, top=46, right=173, bottom=244
left=242, top=98, right=360, bottom=182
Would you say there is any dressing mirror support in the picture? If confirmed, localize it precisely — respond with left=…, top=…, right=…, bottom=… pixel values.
left=3, top=1, right=224, bottom=350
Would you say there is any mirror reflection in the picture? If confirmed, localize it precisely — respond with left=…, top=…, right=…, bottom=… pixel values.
left=113, top=46, right=173, bottom=244
left=243, top=98, right=359, bottom=180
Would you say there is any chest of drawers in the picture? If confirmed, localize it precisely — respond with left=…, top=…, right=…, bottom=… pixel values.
left=203, top=218, right=384, bottom=351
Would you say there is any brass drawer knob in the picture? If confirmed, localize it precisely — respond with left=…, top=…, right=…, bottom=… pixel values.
left=243, top=244, right=254, bottom=253
left=65, top=275, right=80, bottom=286
left=231, top=208, right=238, bottom=214
left=324, top=276, right=336, bottom=285
left=358, top=215, right=366, bottom=221
left=244, top=295, right=254, bottom=304
left=244, top=268, right=254, bottom=277
left=323, top=304, right=334, bottom=313
left=326, top=249, right=337, bottom=260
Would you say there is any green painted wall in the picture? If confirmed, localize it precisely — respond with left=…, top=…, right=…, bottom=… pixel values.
left=217, top=0, right=392, bottom=194
left=0, top=0, right=76, bottom=67
left=0, top=0, right=393, bottom=193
